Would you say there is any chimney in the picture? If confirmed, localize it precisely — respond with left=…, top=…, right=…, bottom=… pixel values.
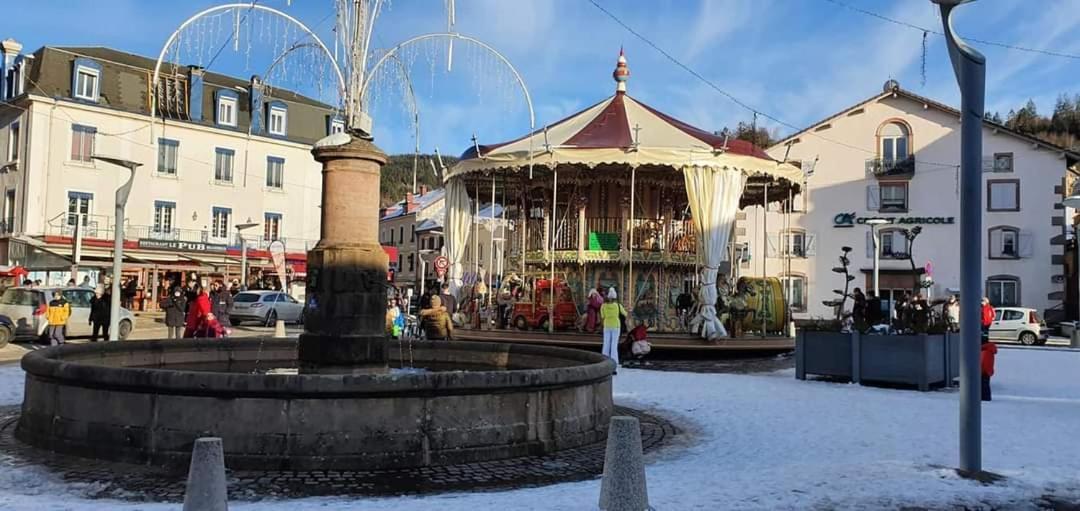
left=405, top=193, right=417, bottom=214
left=249, top=75, right=264, bottom=133
left=1, top=39, right=23, bottom=100
left=188, top=66, right=205, bottom=121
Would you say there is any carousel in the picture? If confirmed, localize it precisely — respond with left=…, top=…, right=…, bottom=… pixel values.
left=444, top=51, right=802, bottom=346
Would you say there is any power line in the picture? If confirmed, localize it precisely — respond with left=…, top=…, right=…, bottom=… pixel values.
left=821, top=0, right=1080, bottom=61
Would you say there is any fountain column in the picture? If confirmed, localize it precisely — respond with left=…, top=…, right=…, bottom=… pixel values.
left=298, top=134, right=389, bottom=368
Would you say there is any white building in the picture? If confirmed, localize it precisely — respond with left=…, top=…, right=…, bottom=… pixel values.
left=738, top=81, right=1080, bottom=320
left=0, top=41, right=343, bottom=302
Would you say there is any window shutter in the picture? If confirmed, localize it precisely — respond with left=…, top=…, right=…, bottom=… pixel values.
left=766, top=234, right=779, bottom=258
left=989, top=229, right=1003, bottom=257
left=1018, top=231, right=1034, bottom=258
left=866, top=230, right=874, bottom=258
left=804, top=234, right=817, bottom=256
left=866, top=185, right=880, bottom=210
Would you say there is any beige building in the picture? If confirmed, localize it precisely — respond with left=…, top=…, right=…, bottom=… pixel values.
left=738, top=81, right=1080, bottom=323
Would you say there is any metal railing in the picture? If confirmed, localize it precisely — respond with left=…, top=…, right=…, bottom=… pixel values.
left=866, top=156, right=915, bottom=177
left=508, top=216, right=697, bottom=255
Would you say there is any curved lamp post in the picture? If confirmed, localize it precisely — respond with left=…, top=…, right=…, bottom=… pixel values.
left=235, top=222, right=260, bottom=291
left=932, top=0, right=985, bottom=475
left=91, top=155, right=140, bottom=341
left=865, top=218, right=889, bottom=299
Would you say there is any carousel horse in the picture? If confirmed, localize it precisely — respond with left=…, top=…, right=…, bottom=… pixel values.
left=723, top=282, right=757, bottom=338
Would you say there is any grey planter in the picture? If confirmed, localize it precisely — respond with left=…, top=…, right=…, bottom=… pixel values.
left=797, top=330, right=960, bottom=392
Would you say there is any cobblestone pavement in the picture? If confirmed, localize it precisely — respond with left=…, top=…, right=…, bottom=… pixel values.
left=621, top=351, right=795, bottom=374
left=0, top=405, right=680, bottom=502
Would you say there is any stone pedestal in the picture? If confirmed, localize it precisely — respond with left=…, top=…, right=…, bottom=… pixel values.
left=299, top=135, right=390, bottom=368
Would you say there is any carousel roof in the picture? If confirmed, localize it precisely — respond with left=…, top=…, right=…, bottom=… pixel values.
left=449, top=50, right=802, bottom=184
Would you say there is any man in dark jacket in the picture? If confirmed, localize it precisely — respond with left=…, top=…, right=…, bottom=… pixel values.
left=163, top=288, right=187, bottom=339
left=209, top=280, right=233, bottom=330
left=438, top=283, right=457, bottom=316
left=89, top=288, right=111, bottom=342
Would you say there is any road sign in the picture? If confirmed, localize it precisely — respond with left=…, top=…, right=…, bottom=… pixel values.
left=433, top=255, right=449, bottom=277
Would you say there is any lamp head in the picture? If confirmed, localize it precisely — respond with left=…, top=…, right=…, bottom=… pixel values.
left=235, top=222, right=260, bottom=231
left=931, top=0, right=975, bottom=5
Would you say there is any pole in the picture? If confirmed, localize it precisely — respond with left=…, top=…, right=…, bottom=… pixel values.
left=240, top=237, right=248, bottom=292
left=873, top=225, right=881, bottom=297
left=490, top=175, right=496, bottom=307
left=549, top=168, right=557, bottom=333
left=628, top=166, right=636, bottom=313
left=761, top=181, right=768, bottom=338
left=935, top=0, right=985, bottom=475
left=108, top=165, right=137, bottom=341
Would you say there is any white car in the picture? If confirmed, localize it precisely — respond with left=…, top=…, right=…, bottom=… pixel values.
left=229, top=291, right=304, bottom=325
left=989, top=307, right=1048, bottom=346
left=0, top=286, right=136, bottom=341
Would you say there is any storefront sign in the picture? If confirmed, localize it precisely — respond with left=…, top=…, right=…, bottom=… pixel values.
left=137, top=239, right=228, bottom=253
left=833, top=213, right=955, bottom=228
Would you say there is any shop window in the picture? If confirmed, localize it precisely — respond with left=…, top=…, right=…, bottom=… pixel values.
left=987, top=179, right=1019, bottom=211
left=986, top=275, right=1020, bottom=307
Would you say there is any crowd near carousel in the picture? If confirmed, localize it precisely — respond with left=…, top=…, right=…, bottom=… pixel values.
left=435, top=51, right=803, bottom=349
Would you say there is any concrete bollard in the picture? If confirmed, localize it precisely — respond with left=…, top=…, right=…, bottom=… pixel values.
left=274, top=319, right=287, bottom=338
left=183, top=437, right=228, bottom=511
left=599, top=416, right=649, bottom=511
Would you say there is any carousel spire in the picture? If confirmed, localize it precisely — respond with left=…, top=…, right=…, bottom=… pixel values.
left=613, top=47, right=630, bottom=93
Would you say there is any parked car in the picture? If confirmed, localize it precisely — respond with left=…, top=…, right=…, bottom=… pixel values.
left=989, top=307, right=1048, bottom=346
left=229, top=291, right=304, bottom=325
left=0, top=314, right=13, bottom=348
left=0, top=287, right=135, bottom=341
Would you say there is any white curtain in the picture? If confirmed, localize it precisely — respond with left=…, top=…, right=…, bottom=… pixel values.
left=445, top=177, right=472, bottom=298
left=684, top=166, right=746, bottom=340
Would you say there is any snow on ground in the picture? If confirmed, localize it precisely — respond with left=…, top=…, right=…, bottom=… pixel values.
left=0, top=348, right=1077, bottom=510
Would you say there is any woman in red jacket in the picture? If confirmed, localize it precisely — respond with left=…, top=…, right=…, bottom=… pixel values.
left=980, top=297, right=995, bottom=341
left=981, top=336, right=998, bottom=401
left=183, top=283, right=212, bottom=338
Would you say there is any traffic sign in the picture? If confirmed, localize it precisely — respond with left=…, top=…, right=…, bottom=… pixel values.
left=433, top=255, right=449, bottom=277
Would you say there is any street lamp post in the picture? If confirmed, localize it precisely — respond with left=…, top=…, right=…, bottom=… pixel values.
left=235, top=222, right=260, bottom=291
left=866, top=218, right=889, bottom=298
left=1062, top=184, right=1080, bottom=347
left=933, top=0, right=986, bottom=475
left=91, top=156, right=140, bottom=341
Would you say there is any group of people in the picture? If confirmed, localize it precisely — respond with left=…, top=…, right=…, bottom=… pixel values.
left=386, top=283, right=458, bottom=341
left=589, top=286, right=649, bottom=372
left=161, top=278, right=235, bottom=339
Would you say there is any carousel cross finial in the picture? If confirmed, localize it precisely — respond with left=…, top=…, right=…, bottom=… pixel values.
left=471, top=133, right=485, bottom=160
left=613, top=47, right=630, bottom=93
left=632, top=123, right=642, bottom=151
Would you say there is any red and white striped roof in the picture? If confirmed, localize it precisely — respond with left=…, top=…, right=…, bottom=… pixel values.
left=450, top=51, right=801, bottom=183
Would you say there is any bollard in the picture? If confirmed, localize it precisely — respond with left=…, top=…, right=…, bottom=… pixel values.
left=183, top=437, right=228, bottom=511
left=1071, top=328, right=1080, bottom=349
left=599, top=416, right=649, bottom=511
left=274, top=319, right=287, bottom=338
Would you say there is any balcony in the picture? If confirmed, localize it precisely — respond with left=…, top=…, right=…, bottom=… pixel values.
left=866, top=156, right=915, bottom=178
left=46, top=213, right=316, bottom=252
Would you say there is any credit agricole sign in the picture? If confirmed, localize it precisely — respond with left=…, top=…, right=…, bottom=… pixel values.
left=833, top=213, right=956, bottom=228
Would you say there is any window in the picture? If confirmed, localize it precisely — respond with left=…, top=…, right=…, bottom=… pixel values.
left=61, top=289, right=94, bottom=308
left=988, top=226, right=1030, bottom=259
left=4, top=189, right=14, bottom=233
left=215, top=148, right=234, bottom=183
left=211, top=207, right=231, bottom=239
left=411, top=225, right=415, bottom=242
left=781, top=230, right=807, bottom=257
left=153, top=201, right=176, bottom=234
left=266, top=157, right=284, bottom=189
left=781, top=275, right=807, bottom=312
left=66, top=192, right=92, bottom=226
left=879, top=122, right=910, bottom=163
left=70, top=125, right=96, bottom=162
left=399, top=226, right=403, bottom=245
left=408, top=253, right=414, bottom=272
left=992, top=153, right=1013, bottom=173
left=7, top=122, right=18, bottom=161
left=986, top=276, right=1019, bottom=307
left=878, top=229, right=909, bottom=259
left=157, top=138, right=179, bottom=175
left=268, top=104, right=287, bottom=136
left=389, top=229, right=394, bottom=245
left=879, top=182, right=908, bottom=212
left=264, top=213, right=282, bottom=241
left=330, top=118, right=345, bottom=135
left=74, top=66, right=99, bottom=102
left=216, top=93, right=237, bottom=127
left=987, top=180, right=1019, bottom=211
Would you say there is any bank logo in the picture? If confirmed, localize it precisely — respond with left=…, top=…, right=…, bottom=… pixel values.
left=833, top=212, right=856, bottom=227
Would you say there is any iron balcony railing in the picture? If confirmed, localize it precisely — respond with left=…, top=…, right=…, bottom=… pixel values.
left=865, top=156, right=915, bottom=177
left=47, top=213, right=317, bottom=252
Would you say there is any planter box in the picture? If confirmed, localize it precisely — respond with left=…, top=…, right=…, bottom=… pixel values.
left=797, top=330, right=960, bottom=392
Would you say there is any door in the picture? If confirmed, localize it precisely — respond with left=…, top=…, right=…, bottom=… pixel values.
left=282, top=294, right=303, bottom=322
left=990, top=309, right=1022, bottom=341
left=0, top=289, right=42, bottom=337
left=61, top=288, right=95, bottom=336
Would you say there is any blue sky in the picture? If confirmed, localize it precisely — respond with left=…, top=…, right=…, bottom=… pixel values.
left=6, top=0, right=1080, bottom=155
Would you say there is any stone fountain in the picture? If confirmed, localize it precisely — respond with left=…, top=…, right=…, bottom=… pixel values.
left=14, top=134, right=614, bottom=471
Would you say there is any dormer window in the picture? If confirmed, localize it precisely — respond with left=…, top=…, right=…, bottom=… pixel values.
left=71, top=58, right=101, bottom=102
left=268, top=102, right=287, bottom=136
left=331, top=118, right=345, bottom=135
left=215, top=90, right=238, bottom=127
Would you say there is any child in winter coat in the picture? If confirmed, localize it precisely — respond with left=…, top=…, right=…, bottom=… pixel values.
left=981, top=336, right=998, bottom=402
left=45, top=291, right=71, bottom=346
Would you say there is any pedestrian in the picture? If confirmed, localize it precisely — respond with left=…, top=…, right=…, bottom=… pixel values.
left=496, top=287, right=513, bottom=329
left=912, top=293, right=930, bottom=333
left=89, top=287, right=110, bottom=342
left=420, top=295, right=453, bottom=340
left=209, top=280, right=233, bottom=330
left=419, top=288, right=433, bottom=310
left=80, top=276, right=93, bottom=289
left=852, top=288, right=867, bottom=331
left=45, top=290, right=70, bottom=346
left=980, top=297, right=995, bottom=341
left=33, top=279, right=41, bottom=288
left=66, top=278, right=76, bottom=287
left=599, top=287, right=627, bottom=371
left=183, top=283, right=212, bottom=338
left=866, top=292, right=882, bottom=326
left=164, top=287, right=187, bottom=339
left=945, top=295, right=960, bottom=332
left=981, top=335, right=998, bottom=401
left=438, top=283, right=457, bottom=317
left=386, top=298, right=402, bottom=338
left=585, top=287, right=604, bottom=333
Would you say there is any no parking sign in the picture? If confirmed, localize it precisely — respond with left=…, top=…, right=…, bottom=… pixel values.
left=433, top=255, right=449, bottom=278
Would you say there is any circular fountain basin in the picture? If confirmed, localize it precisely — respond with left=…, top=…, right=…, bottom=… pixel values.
left=16, top=339, right=614, bottom=471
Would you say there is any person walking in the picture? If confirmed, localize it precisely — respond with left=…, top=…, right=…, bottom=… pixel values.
left=80, top=276, right=93, bottom=289
left=585, top=287, right=604, bottom=333
left=89, top=288, right=111, bottom=342
left=852, top=288, right=867, bottom=331
left=183, top=283, right=212, bottom=338
left=945, top=295, right=960, bottom=333
left=599, top=288, right=627, bottom=371
left=981, top=335, right=998, bottom=401
left=866, top=292, right=883, bottom=327
left=980, top=297, right=995, bottom=341
left=209, top=280, right=234, bottom=331
left=438, top=283, right=457, bottom=317
left=163, top=287, right=187, bottom=339
left=45, top=291, right=71, bottom=346
left=420, top=295, right=453, bottom=340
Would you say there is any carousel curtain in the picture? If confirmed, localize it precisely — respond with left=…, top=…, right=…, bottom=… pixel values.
left=683, top=166, right=746, bottom=340
left=445, top=177, right=473, bottom=298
